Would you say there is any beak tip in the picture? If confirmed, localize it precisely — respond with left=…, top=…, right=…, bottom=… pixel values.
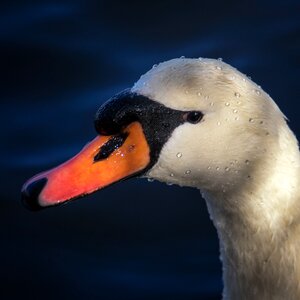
left=21, top=177, right=48, bottom=211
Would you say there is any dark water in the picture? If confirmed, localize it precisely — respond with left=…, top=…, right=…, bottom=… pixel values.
left=1, top=1, right=299, bottom=299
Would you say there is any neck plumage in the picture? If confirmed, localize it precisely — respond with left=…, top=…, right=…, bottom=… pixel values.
left=202, top=125, right=300, bottom=300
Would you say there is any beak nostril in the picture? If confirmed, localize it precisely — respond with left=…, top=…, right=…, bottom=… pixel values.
left=94, top=132, right=129, bottom=162
left=21, top=177, right=48, bottom=211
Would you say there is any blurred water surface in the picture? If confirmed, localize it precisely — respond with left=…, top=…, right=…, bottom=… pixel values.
left=1, top=1, right=299, bottom=299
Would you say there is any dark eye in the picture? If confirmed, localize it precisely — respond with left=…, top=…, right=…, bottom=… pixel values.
left=184, top=111, right=203, bottom=124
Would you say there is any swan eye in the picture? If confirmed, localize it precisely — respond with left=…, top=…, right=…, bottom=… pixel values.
left=184, top=111, right=203, bottom=124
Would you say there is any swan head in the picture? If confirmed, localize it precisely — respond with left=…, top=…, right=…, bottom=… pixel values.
left=132, top=58, right=288, bottom=193
left=22, top=58, right=291, bottom=210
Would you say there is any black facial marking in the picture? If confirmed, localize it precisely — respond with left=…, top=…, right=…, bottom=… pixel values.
left=94, top=132, right=128, bottom=162
left=95, top=90, right=203, bottom=173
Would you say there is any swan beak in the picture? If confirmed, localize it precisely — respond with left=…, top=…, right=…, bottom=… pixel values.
left=21, top=122, right=150, bottom=211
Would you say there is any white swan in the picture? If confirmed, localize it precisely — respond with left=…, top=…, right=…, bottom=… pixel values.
left=22, top=58, right=300, bottom=299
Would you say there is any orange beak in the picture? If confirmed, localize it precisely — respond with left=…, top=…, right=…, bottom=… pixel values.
left=21, top=122, right=150, bottom=210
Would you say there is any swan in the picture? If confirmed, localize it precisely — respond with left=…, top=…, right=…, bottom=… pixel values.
left=22, top=58, right=300, bottom=299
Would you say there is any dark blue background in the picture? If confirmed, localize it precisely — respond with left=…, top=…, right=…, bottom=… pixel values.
left=1, top=1, right=299, bottom=299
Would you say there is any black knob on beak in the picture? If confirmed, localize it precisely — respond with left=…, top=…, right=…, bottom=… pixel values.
left=94, top=90, right=140, bottom=135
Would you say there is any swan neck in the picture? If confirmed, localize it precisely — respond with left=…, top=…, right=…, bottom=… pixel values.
left=202, top=126, right=300, bottom=299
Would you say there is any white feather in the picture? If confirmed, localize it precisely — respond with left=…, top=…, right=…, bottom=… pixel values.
left=132, top=58, right=300, bottom=299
